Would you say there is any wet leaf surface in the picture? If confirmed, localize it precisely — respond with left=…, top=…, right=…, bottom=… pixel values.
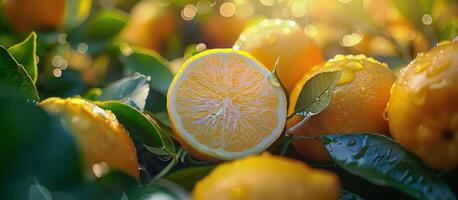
left=321, top=133, right=455, bottom=200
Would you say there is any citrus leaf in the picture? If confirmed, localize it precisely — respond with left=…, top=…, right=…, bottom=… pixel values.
left=99, top=74, right=150, bottom=111
left=0, top=98, right=82, bottom=199
left=145, top=90, right=168, bottom=113
left=28, top=183, right=52, bottom=200
left=293, top=70, right=342, bottom=117
left=320, top=133, right=455, bottom=200
left=94, top=170, right=137, bottom=199
left=434, top=18, right=458, bottom=41
left=119, top=47, right=173, bottom=96
left=129, top=180, right=189, bottom=200
left=392, top=0, right=434, bottom=28
left=0, top=46, right=39, bottom=102
left=151, top=149, right=183, bottom=180
left=64, top=0, right=92, bottom=28
left=82, top=88, right=102, bottom=101
left=144, top=114, right=176, bottom=156
left=68, top=9, right=128, bottom=54
left=164, top=165, right=215, bottom=191
left=150, top=112, right=172, bottom=128
left=144, top=134, right=175, bottom=156
left=84, top=9, right=128, bottom=40
left=121, top=193, right=128, bottom=200
left=340, top=190, right=365, bottom=200
left=96, top=101, right=166, bottom=149
left=8, top=32, right=37, bottom=82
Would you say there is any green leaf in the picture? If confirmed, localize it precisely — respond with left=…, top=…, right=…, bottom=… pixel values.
left=151, top=148, right=184, bottom=180
left=28, top=183, right=52, bottom=200
left=150, top=112, right=172, bottom=128
left=68, top=9, right=128, bottom=54
left=164, top=165, right=215, bottom=191
left=96, top=101, right=167, bottom=149
left=392, top=0, right=435, bottom=28
left=320, top=133, right=455, bottom=200
left=119, top=47, right=173, bottom=95
left=129, top=180, right=189, bottom=200
left=145, top=90, right=167, bottom=113
left=38, top=68, right=86, bottom=98
left=293, top=70, right=342, bottom=117
left=340, top=190, right=364, bottom=200
left=143, top=115, right=176, bottom=156
left=64, top=0, right=92, bottom=28
left=0, top=46, right=39, bottom=102
left=84, top=9, right=128, bottom=40
left=94, top=170, right=137, bottom=199
left=8, top=32, right=38, bottom=83
left=99, top=74, right=150, bottom=111
left=434, top=18, right=458, bottom=41
left=0, top=97, right=82, bottom=199
left=82, top=88, right=102, bottom=101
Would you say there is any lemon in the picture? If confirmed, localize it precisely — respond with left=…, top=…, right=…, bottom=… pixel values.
left=167, top=49, right=287, bottom=161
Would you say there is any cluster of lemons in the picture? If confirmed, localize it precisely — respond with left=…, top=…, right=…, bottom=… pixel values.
left=4, top=1, right=457, bottom=199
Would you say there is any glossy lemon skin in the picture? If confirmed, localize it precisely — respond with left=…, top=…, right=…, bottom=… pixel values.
left=193, top=153, right=340, bottom=200
left=288, top=55, right=396, bottom=163
left=388, top=40, right=458, bottom=170
left=40, top=98, right=139, bottom=179
left=235, top=19, right=324, bottom=93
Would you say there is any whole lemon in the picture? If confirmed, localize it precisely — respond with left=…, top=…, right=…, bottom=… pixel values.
left=388, top=40, right=458, bottom=170
left=193, top=153, right=340, bottom=200
left=288, top=55, right=396, bottom=163
left=234, top=19, right=323, bottom=93
left=202, top=14, right=247, bottom=48
left=121, top=0, right=176, bottom=51
left=40, top=98, right=139, bottom=179
left=3, top=0, right=65, bottom=32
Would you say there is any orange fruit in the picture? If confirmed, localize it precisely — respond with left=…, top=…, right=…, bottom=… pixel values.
left=3, top=0, right=65, bottom=32
left=234, top=19, right=323, bottom=93
left=193, top=153, right=340, bottom=200
left=167, top=49, right=287, bottom=161
left=202, top=15, right=247, bottom=48
left=121, top=0, right=176, bottom=51
left=40, top=98, right=139, bottom=179
left=288, top=55, right=396, bottom=163
left=388, top=40, right=458, bottom=170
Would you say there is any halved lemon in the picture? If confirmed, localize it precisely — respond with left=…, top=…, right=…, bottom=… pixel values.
left=167, top=49, right=287, bottom=161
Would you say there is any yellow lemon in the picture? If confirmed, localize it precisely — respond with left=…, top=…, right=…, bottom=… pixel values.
left=193, top=153, right=340, bottom=200
left=40, top=98, right=139, bottom=179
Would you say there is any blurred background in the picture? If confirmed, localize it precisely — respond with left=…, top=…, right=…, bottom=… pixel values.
left=1, top=0, right=457, bottom=99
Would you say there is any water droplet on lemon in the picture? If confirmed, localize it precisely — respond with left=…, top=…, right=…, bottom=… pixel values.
left=412, top=88, right=427, bottom=106
left=414, top=60, right=431, bottom=74
left=427, top=60, right=451, bottom=78
left=344, top=61, right=363, bottom=70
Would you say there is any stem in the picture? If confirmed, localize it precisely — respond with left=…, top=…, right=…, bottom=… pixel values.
left=280, top=136, right=294, bottom=155
left=293, top=135, right=319, bottom=140
left=286, top=113, right=295, bottom=120
left=285, top=115, right=311, bottom=136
